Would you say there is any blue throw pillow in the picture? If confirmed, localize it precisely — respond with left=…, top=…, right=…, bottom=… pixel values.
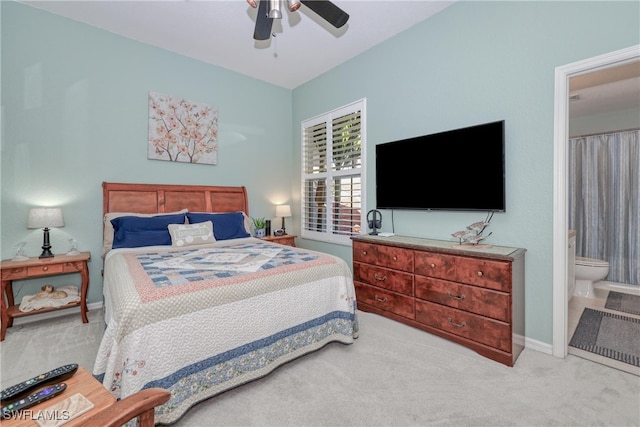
left=112, top=230, right=174, bottom=249
left=187, top=212, right=250, bottom=241
left=111, top=213, right=186, bottom=249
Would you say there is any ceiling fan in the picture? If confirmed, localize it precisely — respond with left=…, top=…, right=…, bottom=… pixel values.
left=247, top=0, right=350, bottom=41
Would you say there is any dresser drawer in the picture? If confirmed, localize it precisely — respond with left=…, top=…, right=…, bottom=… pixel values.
left=1, top=267, right=27, bottom=280
left=415, top=276, right=510, bottom=322
left=354, top=263, right=413, bottom=295
left=353, top=241, right=378, bottom=264
left=414, top=252, right=455, bottom=280
left=27, top=264, right=64, bottom=277
left=415, top=300, right=511, bottom=352
left=456, top=258, right=512, bottom=291
left=355, top=282, right=414, bottom=320
left=62, top=262, right=82, bottom=272
left=353, top=241, right=413, bottom=271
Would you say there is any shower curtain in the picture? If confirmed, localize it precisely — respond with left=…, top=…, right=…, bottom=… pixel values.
left=568, top=129, right=639, bottom=286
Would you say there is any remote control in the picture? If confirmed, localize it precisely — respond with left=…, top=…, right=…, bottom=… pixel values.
left=0, top=364, right=77, bottom=404
left=1, top=383, right=67, bottom=417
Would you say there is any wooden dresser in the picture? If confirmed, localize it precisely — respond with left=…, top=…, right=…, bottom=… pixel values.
left=352, top=235, right=526, bottom=366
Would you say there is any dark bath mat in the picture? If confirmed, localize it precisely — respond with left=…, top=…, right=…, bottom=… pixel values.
left=605, top=291, right=640, bottom=316
left=569, top=308, right=639, bottom=367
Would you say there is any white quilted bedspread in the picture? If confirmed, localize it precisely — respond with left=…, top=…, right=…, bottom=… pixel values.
left=93, top=237, right=357, bottom=424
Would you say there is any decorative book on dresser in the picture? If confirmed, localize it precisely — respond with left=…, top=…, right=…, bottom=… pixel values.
left=351, top=235, right=526, bottom=367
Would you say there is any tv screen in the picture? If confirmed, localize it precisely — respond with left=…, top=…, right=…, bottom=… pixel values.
left=376, top=120, right=505, bottom=212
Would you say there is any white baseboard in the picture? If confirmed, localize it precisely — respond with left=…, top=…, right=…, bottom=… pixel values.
left=515, top=333, right=553, bottom=356
left=11, top=301, right=103, bottom=326
left=525, top=336, right=553, bottom=355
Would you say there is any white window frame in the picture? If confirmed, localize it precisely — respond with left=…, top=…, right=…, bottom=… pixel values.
left=300, top=99, right=366, bottom=246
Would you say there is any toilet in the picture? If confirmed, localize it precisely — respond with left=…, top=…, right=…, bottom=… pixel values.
left=574, top=256, right=610, bottom=297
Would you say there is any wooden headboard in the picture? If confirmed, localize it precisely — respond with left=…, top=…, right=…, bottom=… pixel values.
left=102, top=182, right=249, bottom=216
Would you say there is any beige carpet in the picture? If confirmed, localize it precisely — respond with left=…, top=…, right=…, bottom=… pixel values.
left=2, top=309, right=639, bottom=426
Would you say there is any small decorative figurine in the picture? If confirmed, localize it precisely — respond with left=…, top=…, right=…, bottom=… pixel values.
left=12, top=242, right=28, bottom=261
left=66, top=238, right=80, bottom=256
left=451, top=212, right=494, bottom=246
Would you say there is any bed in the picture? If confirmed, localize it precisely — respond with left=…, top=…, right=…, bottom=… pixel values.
left=93, top=182, right=358, bottom=424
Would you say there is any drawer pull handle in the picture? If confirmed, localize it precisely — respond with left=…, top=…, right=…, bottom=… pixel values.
left=374, top=295, right=388, bottom=303
left=447, top=291, right=465, bottom=301
left=430, top=263, right=436, bottom=269
left=373, top=273, right=387, bottom=281
left=477, top=271, right=483, bottom=277
left=42, top=266, right=48, bottom=271
left=362, top=251, right=367, bottom=255
left=447, top=317, right=466, bottom=328
left=393, top=256, right=397, bottom=261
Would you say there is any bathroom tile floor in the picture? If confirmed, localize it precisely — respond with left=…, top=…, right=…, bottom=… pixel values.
left=568, top=282, right=640, bottom=376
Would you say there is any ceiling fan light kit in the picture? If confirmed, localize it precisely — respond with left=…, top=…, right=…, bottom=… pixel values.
left=247, top=0, right=349, bottom=41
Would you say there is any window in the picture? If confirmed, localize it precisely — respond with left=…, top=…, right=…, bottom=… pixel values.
left=301, top=99, right=366, bottom=245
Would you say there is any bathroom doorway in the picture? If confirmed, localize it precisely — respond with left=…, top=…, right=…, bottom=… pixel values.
left=552, top=45, right=640, bottom=360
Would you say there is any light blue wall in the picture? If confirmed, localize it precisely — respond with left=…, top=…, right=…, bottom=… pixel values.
left=2, top=1, right=638, bottom=346
left=292, top=1, right=639, bottom=344
left=1, top=2, right=293, bottom=304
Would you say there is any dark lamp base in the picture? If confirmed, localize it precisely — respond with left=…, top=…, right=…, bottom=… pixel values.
left=39, top=250, right=54, bottom=259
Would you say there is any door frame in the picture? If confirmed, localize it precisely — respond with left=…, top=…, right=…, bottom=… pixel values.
left=552, top=44, right=640, bottom=358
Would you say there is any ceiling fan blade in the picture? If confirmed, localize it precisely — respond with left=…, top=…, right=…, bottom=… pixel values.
left=300, top=1, right=349, bottom=29
left=254, top=0, right=274, bottom=40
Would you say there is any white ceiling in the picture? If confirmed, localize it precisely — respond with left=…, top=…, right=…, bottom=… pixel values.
left=22, top=0, right=456, bottom=89
left=569, top=60, right=640, bottom=118
left=19, top=1, right=640, bottom=116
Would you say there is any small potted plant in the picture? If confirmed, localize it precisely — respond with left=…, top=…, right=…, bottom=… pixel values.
left=252, top=217, right=267, bottom=238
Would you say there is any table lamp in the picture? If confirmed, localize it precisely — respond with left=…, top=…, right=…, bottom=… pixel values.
left=28, top=207, right=64, bottom=258
left=275, top=204, right=292, bottom=235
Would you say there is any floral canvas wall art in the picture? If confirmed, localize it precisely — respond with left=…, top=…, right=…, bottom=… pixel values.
left=148, top=92, right=218, bottom=165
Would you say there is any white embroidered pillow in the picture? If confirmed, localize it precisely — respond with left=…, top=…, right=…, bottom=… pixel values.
left=168, top=221, right=215, bottom=247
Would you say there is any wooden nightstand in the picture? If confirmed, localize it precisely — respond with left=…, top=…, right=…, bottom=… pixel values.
left=2, top=367, right=115, bottom=427
left=1, top=252, right=91, bottom=341
left=262, top=234, right=297, bottom=247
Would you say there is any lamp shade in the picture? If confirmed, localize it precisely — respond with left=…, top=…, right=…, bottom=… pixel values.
left=275, top=204, right=292, bottom=218
left=27, top=208, right=64, bottom=229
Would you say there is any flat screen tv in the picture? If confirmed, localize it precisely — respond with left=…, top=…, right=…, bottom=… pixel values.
left=376, top=120, right=505, bottom=212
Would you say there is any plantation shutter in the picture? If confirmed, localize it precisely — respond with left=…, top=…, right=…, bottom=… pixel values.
left=301, top=100, right=366, bottom=245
